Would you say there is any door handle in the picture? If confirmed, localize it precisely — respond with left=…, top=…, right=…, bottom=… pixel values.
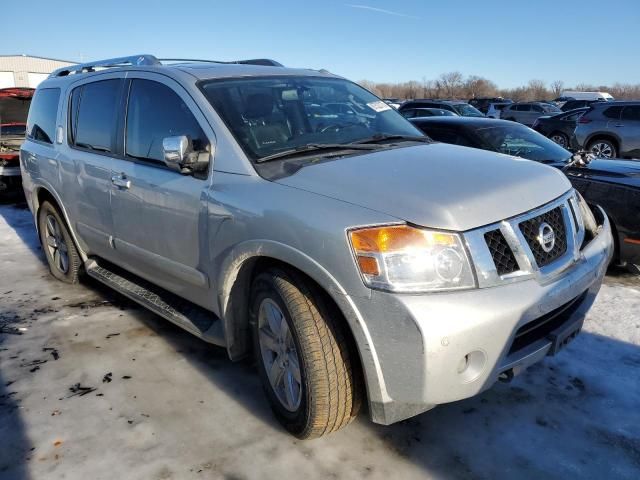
left=111, top=174, right=131, bottom=189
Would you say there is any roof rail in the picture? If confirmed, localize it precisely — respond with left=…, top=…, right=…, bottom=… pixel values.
left=158, top=58, right=283, bottom=67
left=49, top=54, right=161, bottom=77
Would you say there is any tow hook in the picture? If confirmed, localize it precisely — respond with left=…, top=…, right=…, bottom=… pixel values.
left=498, top=369, right=514, bottom=383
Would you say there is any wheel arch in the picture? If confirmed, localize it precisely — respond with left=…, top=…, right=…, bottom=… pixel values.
left=585, top=133, right=621, bottom=153
left=33, top=184, right=88, bottom=262
left=216, top=241, right=389, bottom=410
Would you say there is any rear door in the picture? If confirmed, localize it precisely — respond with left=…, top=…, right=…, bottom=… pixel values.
left=63, top=77, right=123, bottom=260
left=109, top=74, right=214, bottom=305
left=619, top=105, right=640, bottom=157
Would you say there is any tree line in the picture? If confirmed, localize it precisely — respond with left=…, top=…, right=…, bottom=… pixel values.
left=358, top=72, right=640, bottom=102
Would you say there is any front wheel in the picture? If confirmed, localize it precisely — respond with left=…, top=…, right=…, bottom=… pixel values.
left=251, top=268, right=361, bottom=439
left=38, top=201, right=82, bottom=283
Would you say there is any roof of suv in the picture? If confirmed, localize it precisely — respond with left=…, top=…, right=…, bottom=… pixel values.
left=588, top=100, right=640, bottom=108
left=40, top=54, right=339, bottom=85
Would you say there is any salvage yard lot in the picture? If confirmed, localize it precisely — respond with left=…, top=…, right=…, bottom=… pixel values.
left=1, top=200, right=639, bottom=480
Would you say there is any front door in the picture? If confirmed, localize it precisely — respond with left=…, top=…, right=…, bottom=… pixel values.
left=109, top=76, right=214, bottom=306
left=619, top=105, right=640, bottom=157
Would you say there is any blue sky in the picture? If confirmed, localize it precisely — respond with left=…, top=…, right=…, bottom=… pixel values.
left=4, top=0, right=639, bottom=88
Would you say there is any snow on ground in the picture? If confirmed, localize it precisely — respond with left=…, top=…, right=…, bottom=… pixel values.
left=1, top=200, right=639, bottom=480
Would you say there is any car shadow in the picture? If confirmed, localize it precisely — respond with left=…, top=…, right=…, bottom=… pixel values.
left=0, top=312, right=35, bottom=480
left=0, top=199, right=45, bottom=264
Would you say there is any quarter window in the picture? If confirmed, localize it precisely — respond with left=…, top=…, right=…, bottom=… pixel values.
left=125, top=79, right=206, bottom=163
left=26, top=88, right=60, bottom=144
left=72, top=79, right=121, bottom=152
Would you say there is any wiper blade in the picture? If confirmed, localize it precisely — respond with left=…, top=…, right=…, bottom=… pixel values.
left=355, top=134, right=431, bottom=144
left=256, top=143, right=382, bottom=163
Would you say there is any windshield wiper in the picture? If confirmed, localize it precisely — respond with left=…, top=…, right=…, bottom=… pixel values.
left=355, top=133, right=432, bottom=145
left=256, top=143, right=382, bottom=163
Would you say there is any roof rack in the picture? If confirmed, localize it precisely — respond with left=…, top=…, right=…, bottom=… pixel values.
left=50, top=54, right=161, bottom=77
left=49, top=54, right=284, bottom=78
left=158, top=58, right=283, bottom=67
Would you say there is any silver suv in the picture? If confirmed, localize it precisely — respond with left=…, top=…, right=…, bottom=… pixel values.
left=573, top=102, right=640, bottom=158
left=501, top=102, right=562, bottom=126
left=20, top=55, right=613, bottom=439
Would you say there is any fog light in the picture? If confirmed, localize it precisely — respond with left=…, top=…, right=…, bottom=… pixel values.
left=457, top=350, right=487, bottom=383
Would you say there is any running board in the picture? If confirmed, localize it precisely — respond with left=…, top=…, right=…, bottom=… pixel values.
left=85, top=259, right=225, bottom=346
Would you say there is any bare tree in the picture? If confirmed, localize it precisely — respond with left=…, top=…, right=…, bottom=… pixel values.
left=527, top=79, right=549, bottom=101
left=464, top=76, right=498, bottom=99
left=551, top=80, right=564, bottom=97
left=437, top=71, right=464, bottom=98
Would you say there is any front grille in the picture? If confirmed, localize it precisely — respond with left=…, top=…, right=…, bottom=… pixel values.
left=518, top=207, right=567, bottom=267
left=484, top=229, right=518, bottom=275
left=508, top=290, right=588, bottom=355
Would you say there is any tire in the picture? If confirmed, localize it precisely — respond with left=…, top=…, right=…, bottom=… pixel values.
left=250, top=268, right=361, bottom=439
left=38, top=201, right=82, bottom=284
left=587, top=138, right=617, bottom=158
left=549, top=132, right=569, bottom=148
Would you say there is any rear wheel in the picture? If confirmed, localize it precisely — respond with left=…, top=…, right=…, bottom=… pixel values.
left=587, top=138, right=617, bottom=158
left=549, top=132, right=569, bottom=148
left=250, top=268, right=360, bottom=439
left=38, top=201, right=82, bottom=284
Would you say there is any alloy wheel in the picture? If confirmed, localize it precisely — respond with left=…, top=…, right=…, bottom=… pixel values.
left=590, top=142, right=614, bottom=158
left=44, top=214, right=69, bottom=274
left=550, top=134, right=567, bottom=147
left=257, top=298, right=302, bottom=412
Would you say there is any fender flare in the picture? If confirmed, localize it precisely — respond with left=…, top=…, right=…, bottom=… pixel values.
left=216, top=239, right=390, bottom=405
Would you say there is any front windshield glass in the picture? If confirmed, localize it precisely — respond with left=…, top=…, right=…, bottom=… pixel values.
left=475, top=124, right=570, bottom=163
left=453, top=104, right=485, bottom=117
left=200, top=76, right=423, bottom=161
left=542, top=104, right=561, bottom=113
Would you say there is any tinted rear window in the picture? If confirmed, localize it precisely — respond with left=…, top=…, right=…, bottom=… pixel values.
left=621, top=105, right=640, bottom=121
left=602, top=106, right=623, bottom=119
left=71, top=79, right=121, bottom=152
left=26, top=88, right=60, bottom=144
left=0, top=124, right=26, bottom=136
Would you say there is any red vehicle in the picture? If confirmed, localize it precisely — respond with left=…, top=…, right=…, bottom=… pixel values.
left=0, top=88, right=34, bottom=193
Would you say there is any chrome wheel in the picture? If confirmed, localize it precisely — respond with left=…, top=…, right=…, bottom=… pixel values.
left=550, top=133, right=567, bottom=147
left=590, top=141, right=614, bottom=158
left=257, top=298, right=302, bottom=412
left=44, top=214, right=69, bottom=274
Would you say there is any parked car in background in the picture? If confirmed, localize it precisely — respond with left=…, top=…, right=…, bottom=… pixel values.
left=383, top=98, right=402, bottom=109
left=561, top=91, right=614, bottom=102
left=500, top=101, right=561, bottom=126
left=486, top=102, right=512, bottom=119
left=21, top=54, right=612, bottom=439
left=532, top=108, right=589, bottom=148
left=573, top=102, right=640, bottom=159
left=468, top=97, right=512, bottom=114
left=400, top=107, right=458, bottom=118
left=399, top=99, right=485, bottom=117
left=561, top=99, right=604, bottom=112
left=410, top=116, right=638, bottom=273
left=0, top=88, right=34, bottom=194
left=553, top=96, right=573, bottom=108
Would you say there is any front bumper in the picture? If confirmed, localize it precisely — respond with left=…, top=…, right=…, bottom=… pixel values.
left=350, top=210, right=613, bottom=425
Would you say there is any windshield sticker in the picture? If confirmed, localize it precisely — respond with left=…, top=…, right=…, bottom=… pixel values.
left=367, top=101, right=392, bottom=113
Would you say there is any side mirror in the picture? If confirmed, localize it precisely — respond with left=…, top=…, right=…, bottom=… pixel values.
left=162, top=135, right=209, bottom=174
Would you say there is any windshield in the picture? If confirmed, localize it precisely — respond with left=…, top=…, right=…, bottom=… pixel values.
left=475, top=124, right=570, bottom=163
left=200, top=76, right=423, bottom=161
left=542, top=104, right=561, bottom=113
left=452, top=103, right=484, bottom=117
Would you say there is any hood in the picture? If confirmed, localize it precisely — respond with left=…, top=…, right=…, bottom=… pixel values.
left=565, top=159, right=640, bottom=189
left=274, top=143, right=571, bottom=231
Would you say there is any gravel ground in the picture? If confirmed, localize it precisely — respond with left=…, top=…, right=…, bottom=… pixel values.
left=1, top=200, right=639, bottom=480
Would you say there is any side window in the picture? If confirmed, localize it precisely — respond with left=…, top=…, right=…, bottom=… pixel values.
left=125, top=79, right=206, bottom=163
left=401, top=109, right=414, bottom=118
left=422, top=127, right=472, bottom=147
left=26, top=88, right=60, bottom=144
left=520, top=105, right=532, bottom=112
left=603, top=106, right=623, bottom=119
left=621, top=106, right=640, bottom=121
left=532, top=105, right=544, bottom=113
left=72, top=79, right=121, bottom=152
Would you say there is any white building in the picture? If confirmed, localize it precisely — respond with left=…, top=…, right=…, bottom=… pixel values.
left=0, top=55, right=77, bottom=89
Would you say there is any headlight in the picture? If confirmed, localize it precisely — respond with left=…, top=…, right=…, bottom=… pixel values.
left=575, top=191, right=598, bottom=234
left=348, top=224, right=476, bottom=293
